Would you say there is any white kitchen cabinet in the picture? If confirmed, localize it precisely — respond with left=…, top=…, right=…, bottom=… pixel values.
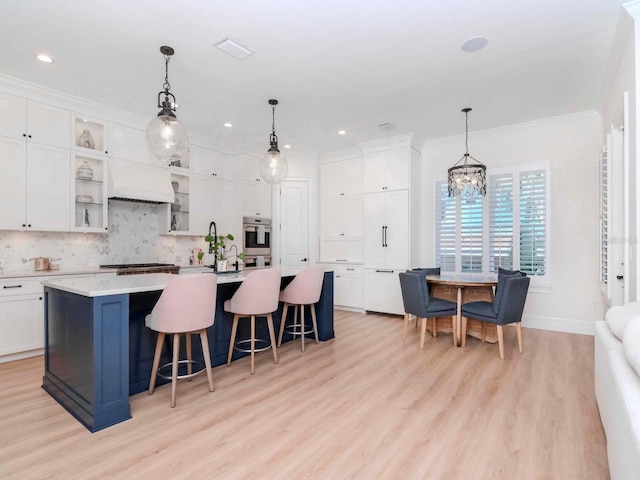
left=319, top=239, right=363, bottom=264
left=363, top=190, right=409, bottom=270
left=320, top=196, right=363, bottom=239
left=190, top=175, right=234, bottom=236
left=332, top=264, right=364, bottom=310
left=363, top=269, right=404, bottom=315
left=242, top=181, right=271, bottom=218
left=73, top=113, right=108, bottom=155
left=320, top=158, right=363, bottom=199
left=237, top=154, right=271, bottom=218
left=363, top=148, right=410, bottom=193
left=0, top=93, right=70, bottom=148
left=0, top=278, right=44, bottom=358
left=72, top=151, right=108, bottom=232
left=0, top=272, right=115, bottom=363
left=0, top=137, right=71, bottom=231
left=189, top=144, right=233, bottom=181
left=160, top=171, right=190, bottom=235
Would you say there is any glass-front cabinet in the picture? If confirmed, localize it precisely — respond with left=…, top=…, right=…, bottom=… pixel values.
left=160, top=172, right=190, bottom=234
left=72, top=114, right=108, bottom=155
left=72, top=152, right=107, bottom=232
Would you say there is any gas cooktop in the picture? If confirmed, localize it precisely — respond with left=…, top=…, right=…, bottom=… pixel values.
left=99, top=263, right=175, bottom=269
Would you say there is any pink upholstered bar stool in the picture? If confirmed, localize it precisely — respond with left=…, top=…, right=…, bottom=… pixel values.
left=225, top=268, right=281, bottom=375
left=277, top=265, right=324, bottom=352
left=146, top=274, right=217, bottom=408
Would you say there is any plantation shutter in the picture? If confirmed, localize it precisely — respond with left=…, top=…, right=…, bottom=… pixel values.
left=488, top=173, right=514, bottom=272
left=599, top=148, right=608, bottom=285
left=460, top=193, right=483, bottom=273
left=519, top=170, right=546, bottom=276
left=435, top=180, right=456, bottom=271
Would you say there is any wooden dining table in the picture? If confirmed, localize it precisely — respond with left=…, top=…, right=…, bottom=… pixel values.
left=425, top=273, right=498, bottom=346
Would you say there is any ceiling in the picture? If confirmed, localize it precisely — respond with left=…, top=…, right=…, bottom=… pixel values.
left=0, top=0, right=629, bottom=155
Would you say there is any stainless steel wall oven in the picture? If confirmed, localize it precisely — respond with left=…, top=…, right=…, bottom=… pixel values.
left=243, top=216, right=271, bottom=269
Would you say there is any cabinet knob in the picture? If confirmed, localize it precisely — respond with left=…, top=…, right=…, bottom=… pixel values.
left=22, top=133, right=27, bottom=137
left=212, top=172, right=217, bottom=176
left=39, top=297, right=43, bottom=301
left=28, top=134, right=32, bottom=138
left=28, top=224, right=31, bottom=228
left=22, top=223, right=26, bottom=227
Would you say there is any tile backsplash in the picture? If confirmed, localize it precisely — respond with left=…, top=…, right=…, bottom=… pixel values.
left=0, top=202, right=211, bottom=274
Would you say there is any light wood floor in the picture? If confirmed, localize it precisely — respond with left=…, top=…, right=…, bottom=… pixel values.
left=0, top=310, right=609, bottom=479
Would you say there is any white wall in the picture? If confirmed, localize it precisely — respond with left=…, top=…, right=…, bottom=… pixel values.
left=421, top=112, right=603, bottom=334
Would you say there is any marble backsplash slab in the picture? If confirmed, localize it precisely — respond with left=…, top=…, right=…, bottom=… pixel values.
left=0, top=202, right=212, bottom=274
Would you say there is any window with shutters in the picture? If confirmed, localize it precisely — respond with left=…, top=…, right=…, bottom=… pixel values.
left=599, top=147, right=608, bottom=286
left=434, top=162, right=549, bottom=284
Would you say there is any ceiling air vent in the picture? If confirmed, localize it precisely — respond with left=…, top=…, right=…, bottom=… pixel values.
left=215, top=38, right=253, bottom=60
left=378, top=122, right=396, bottom=131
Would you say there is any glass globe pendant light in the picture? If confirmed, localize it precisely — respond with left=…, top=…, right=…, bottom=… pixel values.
left=259, top=99, right=288, bottom=184
left=146, top=46, right=189, bottom=164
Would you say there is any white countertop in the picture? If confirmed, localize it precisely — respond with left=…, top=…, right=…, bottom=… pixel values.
left=42, top=271, right=252, bottom=297
left=1, top=267, right=117, bottom=280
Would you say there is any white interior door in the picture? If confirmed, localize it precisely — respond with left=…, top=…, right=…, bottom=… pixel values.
left=279, top=179, right=310, bottom=275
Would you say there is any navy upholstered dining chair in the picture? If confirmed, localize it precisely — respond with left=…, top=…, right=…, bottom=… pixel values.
left=461, top=274, right=530, bottom=359
left=399, top=271, right=457, bottom=349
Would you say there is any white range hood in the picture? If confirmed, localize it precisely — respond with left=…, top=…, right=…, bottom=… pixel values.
left=108, top=158, right=174, bottom=203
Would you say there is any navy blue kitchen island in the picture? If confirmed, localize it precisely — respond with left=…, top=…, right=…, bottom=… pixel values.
left=42, top=271, right=334, bottom=432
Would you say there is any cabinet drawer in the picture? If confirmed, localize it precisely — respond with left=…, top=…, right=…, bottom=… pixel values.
left=0, top=278, right=44, bottom=296
left=333, top=264, right=363, bottom=276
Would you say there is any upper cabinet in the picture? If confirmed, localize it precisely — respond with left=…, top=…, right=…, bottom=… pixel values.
left=72, top=151, right=108, bottom=232
left=0, top=138, right=70, bottom=231
left=363, top=148, right=411, bottom=193
left=237, top=154, right=271, bottom=218
left=72, top=114, right=108, bottom=155
left=320, top=158, right=363, bottom=199
left=0, top=93, right=71, bottom=231
left=189, top=144, right=233, bottom=181
left=0, top=93, right=70, bottom=149
left=159, top=171, right=190, bottom=235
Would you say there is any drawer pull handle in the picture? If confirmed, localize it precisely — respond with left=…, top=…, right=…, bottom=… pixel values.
left=3, top=285, right=23, bottom=289
left=375, top=269, right=394, bottom=273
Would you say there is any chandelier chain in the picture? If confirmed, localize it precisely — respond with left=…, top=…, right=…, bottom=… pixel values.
left=465, top=109, right=469, bottom=155
left=163, top=54, right=171, bottom=94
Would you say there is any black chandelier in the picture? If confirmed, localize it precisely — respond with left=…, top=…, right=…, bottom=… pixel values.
left=447, top=107, right=486, bottom=197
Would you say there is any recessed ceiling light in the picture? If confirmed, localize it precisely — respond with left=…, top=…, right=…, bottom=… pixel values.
left=224, top=122, right=233, bottom=128
left=338, top=130, right=346, bottom=135
left=461, top=36, right=488, bottom=52
left=36, top=53, right=53, bottom=63
left=283, top=144, right=291, bottom=149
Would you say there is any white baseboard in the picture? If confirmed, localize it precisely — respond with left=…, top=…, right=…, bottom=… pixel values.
left=523, top=314, right=595, bottom=336
left=0, top=348, right=44, bottom=364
